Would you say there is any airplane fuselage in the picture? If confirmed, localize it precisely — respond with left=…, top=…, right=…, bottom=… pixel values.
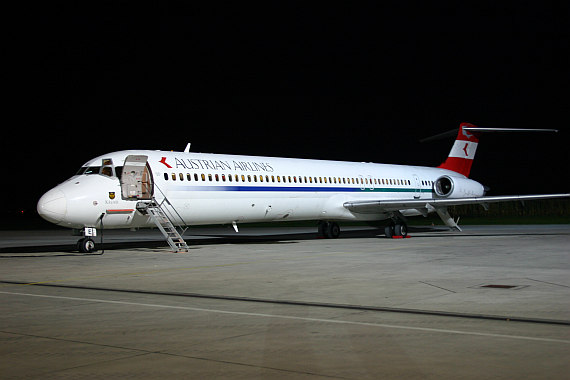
left=38, top=150, right=485, bottom=230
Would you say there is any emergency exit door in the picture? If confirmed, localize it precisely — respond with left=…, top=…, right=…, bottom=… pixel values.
left=413, top=174, right=421, bottom=199
left=121, top=155, right=154, bottom=200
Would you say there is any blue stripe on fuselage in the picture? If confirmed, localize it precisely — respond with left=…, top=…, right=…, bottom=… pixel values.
left=168, top=185, right=433, bottom=193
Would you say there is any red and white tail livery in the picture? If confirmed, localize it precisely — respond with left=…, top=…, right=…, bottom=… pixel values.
left=438, top=122, right=481, bottom=177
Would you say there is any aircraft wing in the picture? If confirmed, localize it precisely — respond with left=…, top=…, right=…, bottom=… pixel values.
left=343, top=193, right=570, bottom=230
left=343, top=193, right=570, bottom=214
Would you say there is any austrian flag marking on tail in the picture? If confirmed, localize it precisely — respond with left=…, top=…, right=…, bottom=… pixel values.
left=437, top=122, right=481, bottom=177
left=448, top=139, right=478, bottom=159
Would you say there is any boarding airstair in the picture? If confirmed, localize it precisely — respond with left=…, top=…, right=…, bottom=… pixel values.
left=137, top=197, right=190, bottom=253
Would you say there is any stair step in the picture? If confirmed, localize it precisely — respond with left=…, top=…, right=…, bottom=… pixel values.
left=145, top=198, right=190, bottom=252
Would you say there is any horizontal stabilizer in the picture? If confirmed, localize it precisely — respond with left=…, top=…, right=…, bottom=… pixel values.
left=421, top=126, right=558, bottom=143
left=462, top=127, right=558, bottom=133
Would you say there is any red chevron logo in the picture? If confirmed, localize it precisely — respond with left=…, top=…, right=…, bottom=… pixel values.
left=463, top=143, right=469, bottom=156
left=159, top=157, right=172, bottom=168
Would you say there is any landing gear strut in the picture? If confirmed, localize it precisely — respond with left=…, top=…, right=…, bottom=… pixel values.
left=318, top=221, right=340, bottom=239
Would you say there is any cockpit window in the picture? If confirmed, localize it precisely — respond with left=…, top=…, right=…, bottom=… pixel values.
left=100, top=158, right=114, bottom=177
left=77, top=166, right=102, bottom=175
left=77, top=158, right=116, bottom=177
left=115, top=166, right=123, bottom=180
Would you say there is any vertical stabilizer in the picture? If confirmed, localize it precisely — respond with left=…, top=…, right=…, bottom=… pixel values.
left=437, top=122, right=481, bottom=177
left=434, top=123, right=558, bottom=178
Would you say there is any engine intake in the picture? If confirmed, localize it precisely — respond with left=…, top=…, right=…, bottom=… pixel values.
left=433, top=175, right=485, bottom=198
left=434, top=175, right=454, bottom=197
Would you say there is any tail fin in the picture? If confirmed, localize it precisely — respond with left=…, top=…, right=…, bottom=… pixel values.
left=438, top=122, right=481, bottom=177
left=434, top=122, right=558, bottom=178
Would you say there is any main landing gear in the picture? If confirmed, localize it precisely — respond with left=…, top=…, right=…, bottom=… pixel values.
left=318, top=221, right=341, bottom=239
left=384, top=222, right=408, bottom=238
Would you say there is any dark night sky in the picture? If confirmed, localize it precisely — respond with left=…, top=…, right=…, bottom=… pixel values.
left=5, top=2, right=569, bottom=223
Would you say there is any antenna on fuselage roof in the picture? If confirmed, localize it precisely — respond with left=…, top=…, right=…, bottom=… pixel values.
left=184, top=143, right=191, bottom=153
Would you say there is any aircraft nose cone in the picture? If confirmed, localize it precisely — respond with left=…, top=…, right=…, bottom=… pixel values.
left=37, top=189, right=67, bottom=224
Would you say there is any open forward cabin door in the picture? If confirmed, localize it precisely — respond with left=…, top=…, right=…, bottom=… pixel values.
left=120, top=155, right=189, bottom=252
left=121, top=155, right=154, bottom=200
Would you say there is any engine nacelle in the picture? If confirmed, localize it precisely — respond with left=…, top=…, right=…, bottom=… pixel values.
left=433, top=175, right=485, bottom=198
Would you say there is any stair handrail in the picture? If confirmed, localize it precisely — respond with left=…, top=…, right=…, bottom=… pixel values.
left=152, top=183, right=189, bottom=232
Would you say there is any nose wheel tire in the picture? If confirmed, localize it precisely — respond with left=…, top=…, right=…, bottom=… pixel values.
left=77, top=238, right=96, bottom=253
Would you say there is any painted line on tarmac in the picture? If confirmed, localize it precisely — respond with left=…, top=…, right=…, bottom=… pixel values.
left=1, top=290, right=568, bottom=345
left=2, top=280, right=568, bottom=326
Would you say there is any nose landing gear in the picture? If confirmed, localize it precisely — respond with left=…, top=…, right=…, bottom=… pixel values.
left=76, top=216, right=104, bottom=253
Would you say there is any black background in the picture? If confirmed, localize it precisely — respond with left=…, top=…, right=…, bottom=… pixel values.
left=4, top=2, right=569, bottom=226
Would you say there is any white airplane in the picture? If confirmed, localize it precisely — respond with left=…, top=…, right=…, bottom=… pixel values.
left=37, top=123, right=569, bottom=252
